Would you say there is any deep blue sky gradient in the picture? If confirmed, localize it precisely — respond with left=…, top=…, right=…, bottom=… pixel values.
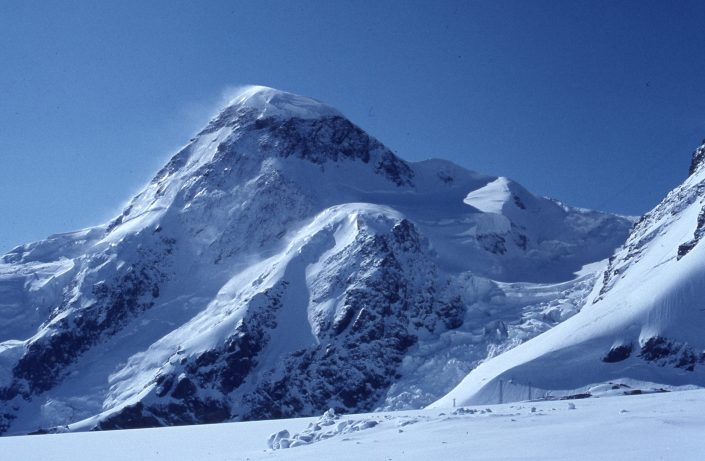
left=1, top=0, right=705, bottom=253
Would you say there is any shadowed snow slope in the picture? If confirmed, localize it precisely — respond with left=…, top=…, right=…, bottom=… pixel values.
left=0, top=86, right=630, bottom=434
left=434, top=140, right=705, bottom=407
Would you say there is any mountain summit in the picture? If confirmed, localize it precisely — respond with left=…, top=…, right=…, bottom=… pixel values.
left=0, top=87, right=631, bottom=434
left=220, top=85, right=344, bottom=120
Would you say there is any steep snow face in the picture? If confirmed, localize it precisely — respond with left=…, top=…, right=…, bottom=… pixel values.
left=0, top=86, right=630, bottom=434
left=434, top=141, right=705, bottom=407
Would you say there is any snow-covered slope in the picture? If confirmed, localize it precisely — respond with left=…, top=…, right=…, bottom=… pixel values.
left=0, top=86, right=630, bottom=434
left=434, top=140, right=705, bottom=407
left=3, top=389, right=704, bottom=461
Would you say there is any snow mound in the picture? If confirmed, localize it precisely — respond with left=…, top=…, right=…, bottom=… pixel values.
left=267, top=408, right=380, bottom=449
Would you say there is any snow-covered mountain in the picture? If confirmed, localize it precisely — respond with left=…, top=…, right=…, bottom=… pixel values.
left=0, top=86, right=631, bottom=435
left=434, top=140, right=705, bottom=407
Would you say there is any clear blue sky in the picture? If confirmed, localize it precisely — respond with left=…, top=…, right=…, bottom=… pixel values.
left=1, top=0, right=704, bottom=253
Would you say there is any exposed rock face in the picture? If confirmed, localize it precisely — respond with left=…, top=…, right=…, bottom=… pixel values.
left=639, top=336, right=705, bottom=372
left=602, top=344, right=633, bottom=363
left=677, top=205, right=705, bottom=259
left=688, top=140, right=705, bottom=176
left=0, top=86, right=631, bottom=434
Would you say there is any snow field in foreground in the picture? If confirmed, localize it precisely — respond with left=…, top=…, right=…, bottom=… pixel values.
left=2, top=389, right=704, bottom=461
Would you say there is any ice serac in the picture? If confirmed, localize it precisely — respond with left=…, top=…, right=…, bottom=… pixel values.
left=0, top=86, right=630, bottom=434
left=434, top=138, right=705, bottom=408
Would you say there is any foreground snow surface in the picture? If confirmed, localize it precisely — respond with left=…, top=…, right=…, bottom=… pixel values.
left=3, top=389, right=704, bottom=460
